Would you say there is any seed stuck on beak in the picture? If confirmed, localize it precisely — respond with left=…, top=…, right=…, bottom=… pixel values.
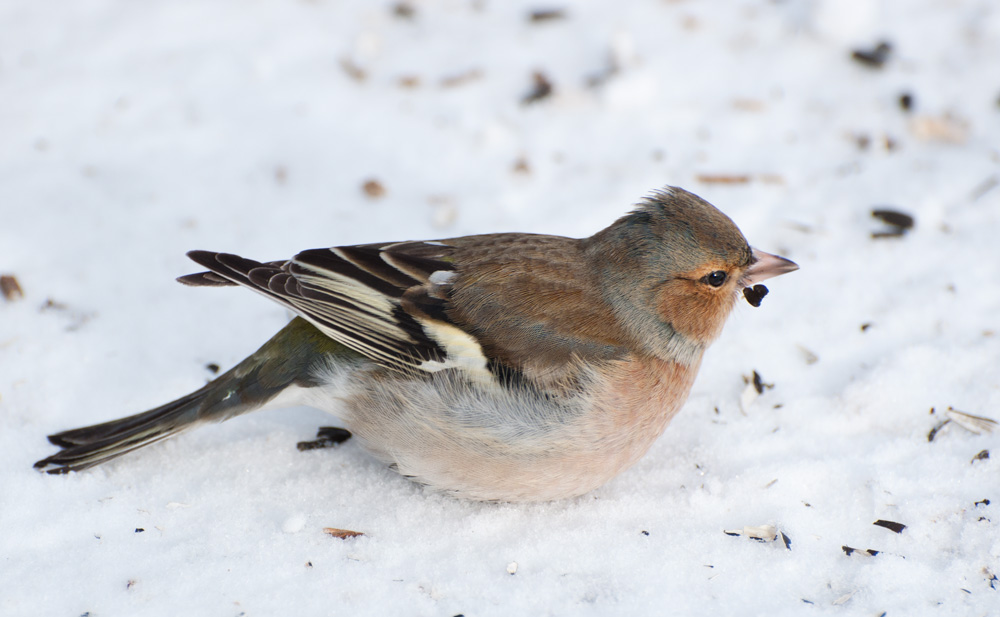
left=743, top=285, right=769, bottom=307
left=742, top=248, right=798, bottom=307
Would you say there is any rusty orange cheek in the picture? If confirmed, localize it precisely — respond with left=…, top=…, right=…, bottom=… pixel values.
left=656, top=280, right=730, bottom=343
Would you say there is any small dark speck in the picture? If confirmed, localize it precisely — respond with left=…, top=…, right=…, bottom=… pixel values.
left=851, top=41, right=893, bottom=68
left=306, top=561, right=313, bottom=568
left=871, top=230, right=906, bottom=239
left=781, top=531, right=792, bottom=550
left=878, top=613, right=887, bottom=617
left=971, top=449, right=989, bottom=463
left=751, top=370, right=773, bottom=394
left=724, top=530, right=741, bottom=537
left=1, top=274, right=24, bottom=301
left=801, top=599, right=814, bottom=605
left=860, top=323, right=873, bottom=332
left=961, top=588, right=972, bottom=594
left=974, top=498, right=991, bottom=507
left=842, top=545, right=879, bottom=556
left=873, top=519, right=906, bottom=534
left=41, top=297, right=69, bottom=311
left=392, top=2, right=415, bottom=19
left=362, top=178, right=386, bottom=199
left=205, top=362, right=220, bottom=374
left=339, top=56, right=367, bottom=82
left=872, top=208, right=915, bottom=238
left=641, top=530, right=650, bottom=536
left=522, top=71, right=553, bottom=105
left=872, top=208, right=915, bottom=230
left=134, top=528, right=145, bottom=533
left=529, top=8, right=566, bottom=22
left=928, top=419, right=950, bottom=442
left=899, top=92, right=914, bottom=112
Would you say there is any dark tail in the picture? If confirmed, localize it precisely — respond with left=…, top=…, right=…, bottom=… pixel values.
left=34, top=384, right=236, bottom=473
left=34, top=316, right=353, bottom=474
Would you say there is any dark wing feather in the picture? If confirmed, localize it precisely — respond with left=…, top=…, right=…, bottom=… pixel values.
left=179, top=244, right=491, bottom=378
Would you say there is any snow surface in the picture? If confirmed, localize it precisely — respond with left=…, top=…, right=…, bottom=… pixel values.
left=2, top=0, right=999, bottom=615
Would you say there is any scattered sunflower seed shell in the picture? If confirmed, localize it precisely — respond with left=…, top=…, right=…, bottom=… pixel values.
left=723, top=524, right=778, bottom=542
left=873, top=519, right=906, bottom=534
left=842, top=545, right=879, bottom=557
left=946, top=408, right=997, bottom=434
left=323, top=527, right=364, bottom=539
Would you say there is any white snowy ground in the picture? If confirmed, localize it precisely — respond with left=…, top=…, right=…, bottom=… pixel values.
left=2, top=0, right=998, bottom=615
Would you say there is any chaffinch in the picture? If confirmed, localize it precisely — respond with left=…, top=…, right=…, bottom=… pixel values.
left=35, top=186, right=797, bottom=501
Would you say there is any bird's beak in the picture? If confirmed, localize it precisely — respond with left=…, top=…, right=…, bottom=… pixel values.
left=743, top=248, right=799, bottom=286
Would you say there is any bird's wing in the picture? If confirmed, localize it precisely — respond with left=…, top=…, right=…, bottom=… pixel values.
left=179, top=241, right=492, bottom=380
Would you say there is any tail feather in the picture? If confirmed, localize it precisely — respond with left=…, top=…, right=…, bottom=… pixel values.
left=34, top=317, right=348, bottom=475
left=46, top=389, right=206, bottom=448
left=35, top=386, right=220, bottom=474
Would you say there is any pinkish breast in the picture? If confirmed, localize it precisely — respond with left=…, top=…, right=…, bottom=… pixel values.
left=335, top=355, right=701, bottom=501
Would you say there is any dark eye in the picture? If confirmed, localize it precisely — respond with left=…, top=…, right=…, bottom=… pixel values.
left=703, top=270, right=727, bottom=287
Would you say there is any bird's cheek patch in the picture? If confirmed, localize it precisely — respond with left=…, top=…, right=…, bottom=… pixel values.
left=655, top=281, right=725, bottom=344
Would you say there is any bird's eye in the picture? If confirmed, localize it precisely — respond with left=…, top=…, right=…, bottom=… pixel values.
left=703, top=270, right=727, bottom=287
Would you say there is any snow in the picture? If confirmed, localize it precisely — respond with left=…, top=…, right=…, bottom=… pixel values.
left=2, top=0, right=999, bottom=615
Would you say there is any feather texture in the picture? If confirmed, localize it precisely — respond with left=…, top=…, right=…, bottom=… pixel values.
left=181, top=243, right=493, bottom=380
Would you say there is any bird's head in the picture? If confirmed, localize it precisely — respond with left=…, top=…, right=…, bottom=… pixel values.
left=586, top=187, right=797, bottom=365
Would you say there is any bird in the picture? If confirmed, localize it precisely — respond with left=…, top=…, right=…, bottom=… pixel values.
left=34, top=186, right=798, bottom=501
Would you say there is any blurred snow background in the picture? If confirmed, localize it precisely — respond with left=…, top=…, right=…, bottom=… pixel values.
left=1, top=0, right=998, bottom=615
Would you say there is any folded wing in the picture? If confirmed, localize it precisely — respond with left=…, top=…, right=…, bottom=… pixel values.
left=179, top=241, right=492, bottom=380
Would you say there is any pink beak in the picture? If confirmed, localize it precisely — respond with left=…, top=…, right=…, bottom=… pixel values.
left=744, top=248, right=799, bottom=286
